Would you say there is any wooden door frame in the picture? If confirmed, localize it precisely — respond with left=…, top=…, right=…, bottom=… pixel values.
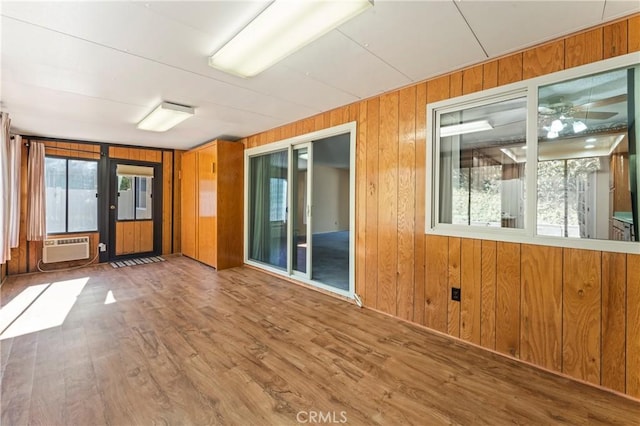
left=107, top=159, right=163, bottom=260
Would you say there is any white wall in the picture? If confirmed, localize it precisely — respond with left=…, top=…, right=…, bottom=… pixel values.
left=312, top=165, right=350, bottom=233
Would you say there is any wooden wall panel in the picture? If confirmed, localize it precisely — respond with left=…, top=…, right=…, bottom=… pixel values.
left=495, top=242, right=520, bottom=357
left=449, top=71, right=463, bottom=98
left=498, top=53, right=523, bottom=85
left=520, top=245, right=563, bottom=372
left=397, top=86, right=416, bottom=320
left=480, top=240, right=497, bottom=350
left=563, top=248, right=601, bottom=385
left=603, top=20, right=628, bottom=58
left=162, top=151, right=173, bottom=255
left=460, top=239, right=481, bottom=345
left=630, top=15, right=640, bottom=52
left=601, top=252, right=626, bottom=393
left=447, top=237, right=461, bottom=337
left=462, top=65, right=483, bottom=95
left=109, top=146, right=128, bottom=160
left=376, top=91, right=399, bottom=315
left=108, top=146, right=162, bottom=162
left=424, top=235, right=448, bottom=332
left=627, top=254, right=640, bottom=398
left=565, top=28, right=603, bottom=69
left=215, top=141, right=244, bottom=270
left=364, top=98, right=380, bottom=308
left=355, top=101, right=367, bottom=301
left=523, top=40, right=564, bottom=79
left=413, top=83, right=427, bottom=325
left=42, top=140, right=100, bottom=160
left=427, top=75, right=451, bottom=104
left=482, top=61, right=498, bottom=90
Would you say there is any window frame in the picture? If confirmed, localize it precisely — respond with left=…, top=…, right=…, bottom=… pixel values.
left=45, top=155, right=99, bottom=235
left=426, top=52, right=640, bottom=254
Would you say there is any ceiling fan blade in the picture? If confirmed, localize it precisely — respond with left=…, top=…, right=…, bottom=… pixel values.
left=538, top=106, right=556, bottom=114
left=574, top=93, right=627, bottom=111
left=570, top=111, right=618, bottom=120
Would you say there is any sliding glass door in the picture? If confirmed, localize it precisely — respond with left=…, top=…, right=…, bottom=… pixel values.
left=248, top=150, right=288, bottom=269
left=245, top=125, right=354, bottom=297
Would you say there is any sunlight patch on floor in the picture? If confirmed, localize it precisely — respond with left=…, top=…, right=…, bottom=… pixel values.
left=104, top=290, right=117, bottom=305
left=0, top=277, right=89, bottom=340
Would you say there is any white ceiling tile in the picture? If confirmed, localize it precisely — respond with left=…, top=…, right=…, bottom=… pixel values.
left=338, top=1, right=487, bottom=81
left=456, top=1, right=605, bottom=57
left=603, top=0, right=640, bottom=20
left=279, top=30, right=412, bottom=99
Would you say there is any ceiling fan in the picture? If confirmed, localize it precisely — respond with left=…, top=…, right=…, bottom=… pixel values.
left=538, top=93, right=626, bottom=139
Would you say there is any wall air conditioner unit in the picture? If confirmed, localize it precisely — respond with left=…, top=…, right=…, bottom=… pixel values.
left=42, top=237, right=90, bottom=263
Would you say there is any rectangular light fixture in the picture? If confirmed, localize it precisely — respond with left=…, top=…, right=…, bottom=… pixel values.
left=440, top=120, right=494, bottom=137
left=208, top=0, right=372, bottom=78
left=137, top=102, right=194, bottom=132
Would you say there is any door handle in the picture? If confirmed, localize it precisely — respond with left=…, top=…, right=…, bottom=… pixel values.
left=110, top=205, right=116, bottom=210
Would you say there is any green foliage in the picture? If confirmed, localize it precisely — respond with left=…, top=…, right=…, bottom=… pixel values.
left=119, top=176, right=131, bottom=191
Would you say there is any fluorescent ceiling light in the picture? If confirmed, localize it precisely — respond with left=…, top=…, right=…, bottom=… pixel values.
left=208, top=0, right=372, bottom=77
left=440, top=120, right=493, bottom=137
left=137, top=102, right=194, bottom=132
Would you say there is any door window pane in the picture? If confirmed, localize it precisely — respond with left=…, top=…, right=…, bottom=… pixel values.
left=117, top=176, right=135, bottom=220
left=135, top=177, right=153, bottom=219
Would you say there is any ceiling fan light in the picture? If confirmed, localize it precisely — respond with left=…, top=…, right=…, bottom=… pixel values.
left=550, top=119, right=564, bottom=132
left=573, top=121, right=587, bottom=133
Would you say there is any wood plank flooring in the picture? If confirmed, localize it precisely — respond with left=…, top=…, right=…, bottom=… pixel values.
left=1, top=256, right=639, bottom=425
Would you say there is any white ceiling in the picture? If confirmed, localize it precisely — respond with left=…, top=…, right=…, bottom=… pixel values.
left=1, top=1, right=638, bottom=150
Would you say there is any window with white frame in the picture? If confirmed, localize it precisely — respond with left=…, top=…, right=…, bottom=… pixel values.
left=427, top=55, right=639, bottom=250
left=45, top=157, right=98, bottom=233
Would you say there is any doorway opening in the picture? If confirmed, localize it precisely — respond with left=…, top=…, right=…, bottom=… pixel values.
left=108, top=161, right=162, bottom=260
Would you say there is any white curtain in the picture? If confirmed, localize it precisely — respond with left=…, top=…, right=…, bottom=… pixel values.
left=27, top=141, right=46, bottom=241
left=0, top=113, right=21, bottom=263
left=0, top=113, right=10, bottom=263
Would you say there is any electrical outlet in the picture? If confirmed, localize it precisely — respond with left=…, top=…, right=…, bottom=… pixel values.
left=98, top=243, right=107, bottom=252
left=451, top=287, right=461, bottom=302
